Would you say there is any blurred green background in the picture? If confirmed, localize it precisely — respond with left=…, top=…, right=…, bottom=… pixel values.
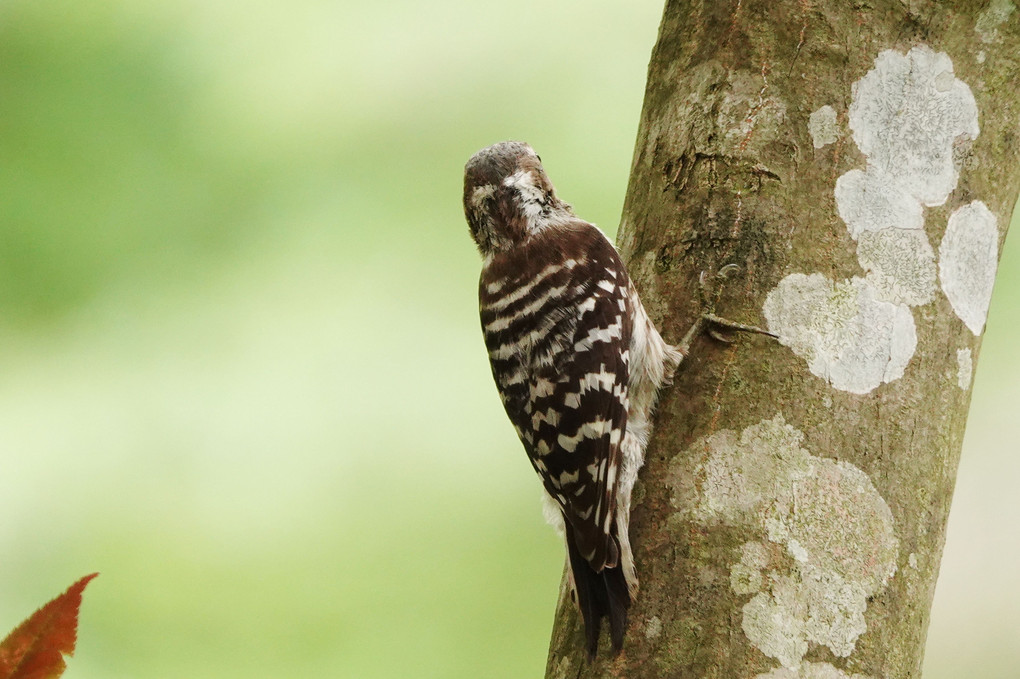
left=0, top=1, right=1016, bottom=677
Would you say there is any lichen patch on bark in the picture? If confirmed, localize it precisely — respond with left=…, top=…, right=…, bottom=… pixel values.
left=731, top=541, right=771, bottom=595
left=848, top=46, right=978, bottom=207
left=856, top=230, right=937, bottom=307
left=755, top=660, right=877, bottom=679
left=719, top=67, right=787, bottom=156
left=808, top=105, right=839, bottom=149
left=834, top=167, right=925, bottom=239
left=765, top=45, right=987, bottom=393
left=548, top=656, right=573, bottom=679
left=763, top=274, right=916, bottom=394
left=956, top=347, right=974, bottom=389
left=939, top=201, right=999, bottom=335
left=976, top=0, right=1016, bottom=43
left=644, top=615, right=663, bottom=640
left=671, top=416, right=899, bottom=669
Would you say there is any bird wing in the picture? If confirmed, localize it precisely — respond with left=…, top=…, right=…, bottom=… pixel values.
left=480, top=223, right=632, bottom=572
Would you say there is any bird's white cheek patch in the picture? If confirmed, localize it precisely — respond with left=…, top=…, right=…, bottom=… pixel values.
left=668, top=416, right=897, bottom=672
left=763, top=274, right=916, bottom=395
left=939, top=201, right=999, bottom=335
left=470, top=184, right=495, bottom=208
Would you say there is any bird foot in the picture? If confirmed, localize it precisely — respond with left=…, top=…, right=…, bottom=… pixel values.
left=675, top=265, right=777, bottom=358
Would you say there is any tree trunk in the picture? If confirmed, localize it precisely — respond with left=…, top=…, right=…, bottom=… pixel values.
left=546, top=2, right=1020, bottom=677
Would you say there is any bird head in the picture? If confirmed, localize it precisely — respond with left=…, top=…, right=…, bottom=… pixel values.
left=463, top=141, right=571, bottom=256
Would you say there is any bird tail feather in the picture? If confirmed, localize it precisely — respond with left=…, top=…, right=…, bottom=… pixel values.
left=565, top=526, right=631, bottom=660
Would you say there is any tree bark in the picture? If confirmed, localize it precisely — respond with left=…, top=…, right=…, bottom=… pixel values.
left=546, top=2, right=1020, bottom=677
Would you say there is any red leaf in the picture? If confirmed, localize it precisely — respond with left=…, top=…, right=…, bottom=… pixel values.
left=0, top=574, right=98, bottom=679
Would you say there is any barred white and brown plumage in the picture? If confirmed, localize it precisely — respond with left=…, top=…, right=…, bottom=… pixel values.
left=464, top=141, right=682, bottom=658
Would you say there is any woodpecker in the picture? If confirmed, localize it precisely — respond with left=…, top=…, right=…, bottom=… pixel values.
left=463, top=141, right=771, bottom=658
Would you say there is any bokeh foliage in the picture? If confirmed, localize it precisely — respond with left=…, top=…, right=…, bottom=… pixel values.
left=0, top=1, right=1016, bottom=677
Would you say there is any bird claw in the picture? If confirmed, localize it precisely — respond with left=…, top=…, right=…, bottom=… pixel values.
left=716, top=263, right=741, bottom=280
left=675, top=268, right=778, bottom=359
left=691, top=263, right=777, bottom=347
left=698, top=263, right=744, bottom=308
left=702, top=313, right=778, bottom=344
left=707, top=327, right=735, bottom=344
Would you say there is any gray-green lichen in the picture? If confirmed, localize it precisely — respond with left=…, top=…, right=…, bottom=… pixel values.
left=718, top=68, right=787, bottom=156
left=637, top=60, right=787, bottom=171
left=768, top=45, right=984, bottom=393
left=645, top=615, right=663, bottom=640
left=548, top=656, right=571, bottom=679
left=763, top=274, right=916, bottom=394
left=956, top=347, right=974, bottom=389
left=848, top=46, right=978, bottom=207
left=835, top=167, right=925, bottom=238
left=731, top=541, right=771, bottom=595
left=808, top=105, right=839, bottom=149
left=939, top=201, right=999, bottom=335
left=976, top=0, right=1016, bottom=43
left=674, top=416, right=899, bottom=668
left=755, top=660, right=877, bottom=679
left=856, top=229, right=936, bottom=307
